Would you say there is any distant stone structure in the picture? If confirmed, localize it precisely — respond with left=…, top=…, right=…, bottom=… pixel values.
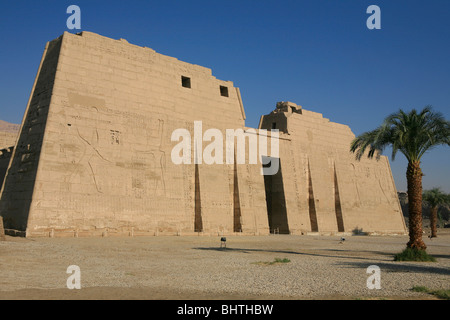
left=0, top=120, right=19, bottom=149
left=0, top=215, right=5, bottom=241
left=0, top=147, right=14, bottom=190
left=0, top=32, right=407, bottom=237
left=0, top=121, right=18, bottom=191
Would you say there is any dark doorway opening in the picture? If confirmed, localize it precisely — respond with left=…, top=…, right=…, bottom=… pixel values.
left=262, top=157, right=289, bottom=234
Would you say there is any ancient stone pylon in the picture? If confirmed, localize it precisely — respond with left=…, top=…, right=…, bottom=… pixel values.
left=0, top=32, right=407, bottom=237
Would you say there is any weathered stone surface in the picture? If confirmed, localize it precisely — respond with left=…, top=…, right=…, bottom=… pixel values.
left=0, top=147, right=14, bottom=189
left=0, top=216, right=5, bottom=240
left=0, top=32, right=407, bottom=237
left=260, top=102, right=407, bottom=234
left=0, top=120, right=20, bottom=148
left=0, top=120, right=18, bottom=191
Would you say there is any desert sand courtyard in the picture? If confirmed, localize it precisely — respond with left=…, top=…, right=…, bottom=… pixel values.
left=0, top=230, right=449, bottom=300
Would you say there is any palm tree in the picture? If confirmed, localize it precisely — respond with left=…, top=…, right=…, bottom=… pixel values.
left=423, top=188, right=449, bottom=238
left=350, top=106, right=449, bottom=251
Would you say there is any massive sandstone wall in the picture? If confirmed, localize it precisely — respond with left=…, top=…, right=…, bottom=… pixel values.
left=260, top=102, right=406, bottom=234
left=0, top=31, right=406, bottom=237
left=0, top=31, right=268, bottom=237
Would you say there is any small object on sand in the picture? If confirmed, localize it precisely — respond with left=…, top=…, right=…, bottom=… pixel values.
left=220, top=237, right=227, bottom=248
left=339, top=237, right=345, bottom=244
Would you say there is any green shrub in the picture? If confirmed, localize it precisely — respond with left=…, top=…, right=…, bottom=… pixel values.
left=273, top=258, right=291, bottom=264
left=412, top=286, right=450, bottom=300
left=411, top=286, right=429, bottom=293
left=394, top=248, right=436, bottom=262
left=433, top=289, right=450, bottom=300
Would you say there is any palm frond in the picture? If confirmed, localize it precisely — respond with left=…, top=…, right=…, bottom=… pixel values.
left=351, top=106, right=450, bottom=162
left=423, top=188, right=450, bottom=207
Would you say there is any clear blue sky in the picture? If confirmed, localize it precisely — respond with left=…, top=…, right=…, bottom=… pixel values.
left=0, top=0, right=449, bottom=192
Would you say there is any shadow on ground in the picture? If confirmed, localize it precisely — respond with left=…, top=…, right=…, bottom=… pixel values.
left=193, top=247, right=450, bottom=277
left=192, top=246, right=394, bottom=261
left=336, top=261, right=450, bottom=276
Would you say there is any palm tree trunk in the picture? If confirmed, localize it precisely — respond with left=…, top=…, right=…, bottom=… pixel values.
left=406, top=161, right=427, bottom=250
left=430, top=206, right=438, bottom=238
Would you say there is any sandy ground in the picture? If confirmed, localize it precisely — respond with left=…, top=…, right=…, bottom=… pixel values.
left=0, top=229, right=449, bottom=300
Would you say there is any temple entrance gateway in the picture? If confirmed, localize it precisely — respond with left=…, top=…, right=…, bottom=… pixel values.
left=263, top=157, right=289, bottom=234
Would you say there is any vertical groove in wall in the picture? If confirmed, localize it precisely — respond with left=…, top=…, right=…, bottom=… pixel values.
left=334, top=164, right=345, bottom=232
left=194, top=163, right=203, bottom=232
left=308, top=160, right=319, bottom=232
left=235, top=87, right=246, bottom=120
left=233, top=160, right=242, bottom=232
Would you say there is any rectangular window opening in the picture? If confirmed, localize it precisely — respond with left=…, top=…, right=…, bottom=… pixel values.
left=220, top=85, right=229, bottom=97
left=182, top=76, right=191, bottom=88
